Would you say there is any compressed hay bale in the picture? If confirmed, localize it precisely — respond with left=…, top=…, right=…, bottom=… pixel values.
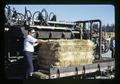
left=37, top=39, right=95, bottom=69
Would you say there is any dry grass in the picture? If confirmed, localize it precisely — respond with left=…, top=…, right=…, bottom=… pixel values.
left=37, top=39, right=95, bottom=69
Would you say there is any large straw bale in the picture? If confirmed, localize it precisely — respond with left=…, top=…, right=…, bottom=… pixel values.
left=37, top=39, right=95, bottom=69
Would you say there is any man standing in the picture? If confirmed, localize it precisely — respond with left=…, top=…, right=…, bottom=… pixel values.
left=109, top=37, right=115, bottom=58
left=23, top=28, right=40, bottom=79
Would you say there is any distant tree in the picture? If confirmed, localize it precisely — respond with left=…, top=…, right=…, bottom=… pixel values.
left=102, top=25, right=106, bottom=31
left=110, top=24, right=115, bottom=32
left=101, top=24, right=115, bottom=32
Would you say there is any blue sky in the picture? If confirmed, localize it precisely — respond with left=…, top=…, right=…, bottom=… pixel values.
left=6, top=5, right=115, bottom=25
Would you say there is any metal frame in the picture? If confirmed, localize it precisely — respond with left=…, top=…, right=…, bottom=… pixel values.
left=74, top=20, right=102, bottom=60
left=32, top=59, right=114, bottom=79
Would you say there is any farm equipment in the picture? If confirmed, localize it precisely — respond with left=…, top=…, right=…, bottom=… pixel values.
left=4, top=5, right=115, bottom=79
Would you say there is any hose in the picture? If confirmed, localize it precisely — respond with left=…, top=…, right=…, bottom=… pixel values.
left=41, top=8, right=48, bottom=21
left=17, top=13, right=25, bottom=24
left=5, top=6, right=26, bottom=25
left=24, top=7, right=32, bottom=25
left=32, top=8, right=48, bottom=25
left=32, top=11, right=41, bottom=24
left=25, top=10, right=32, bottom=20
left=49, top=12, right=56, bottom=21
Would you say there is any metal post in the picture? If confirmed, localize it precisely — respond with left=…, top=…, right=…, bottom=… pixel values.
left=90, top=22, right=93, bottom=40
left=79, top=23, right=83, bottom=40
left=82, top=66, right=85, bottom=79
left=57, top=69, right=60, bottom=78
left=75, top=67, right=79, bottom=78
left=98, top=20, right=102, bottom=60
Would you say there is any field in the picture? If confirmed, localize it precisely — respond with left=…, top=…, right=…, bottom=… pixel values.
left=103, top=32, right=115, bottom=39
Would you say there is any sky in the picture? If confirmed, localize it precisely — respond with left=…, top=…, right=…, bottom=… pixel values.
left=5, top=5, right=115, bottom=25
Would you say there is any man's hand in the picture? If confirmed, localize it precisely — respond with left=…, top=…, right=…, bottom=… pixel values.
left=37, top=40, right=48, bottom=46
left=37, top=39, right=48, bottom=43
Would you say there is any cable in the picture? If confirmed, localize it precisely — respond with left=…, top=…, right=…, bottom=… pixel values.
left=32, top=8, right=48, bottom=25
left=41, top=8, right=48, bottom=21
left=17, top=13, right=25, bottom=21
left=5, top=6, right=28, bottom=26
left=24, top=7, right=32, bottom=20
left=32, top=11, right=41, bottom=24
left=12, top=9, right=17, bottom=18
left=24, top=7, right=32, bottom=25
left=49, top=12, right=56, bottom=21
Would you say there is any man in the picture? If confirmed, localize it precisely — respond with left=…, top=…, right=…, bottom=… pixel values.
left=24, top=28, right=38, bottom=79
left=109, top=37, right=115, bottom=58
left=24, top=28, right=46, bottom=79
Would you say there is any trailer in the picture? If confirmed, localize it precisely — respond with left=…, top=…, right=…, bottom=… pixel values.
left=31, top=58, right=114, bottom=79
